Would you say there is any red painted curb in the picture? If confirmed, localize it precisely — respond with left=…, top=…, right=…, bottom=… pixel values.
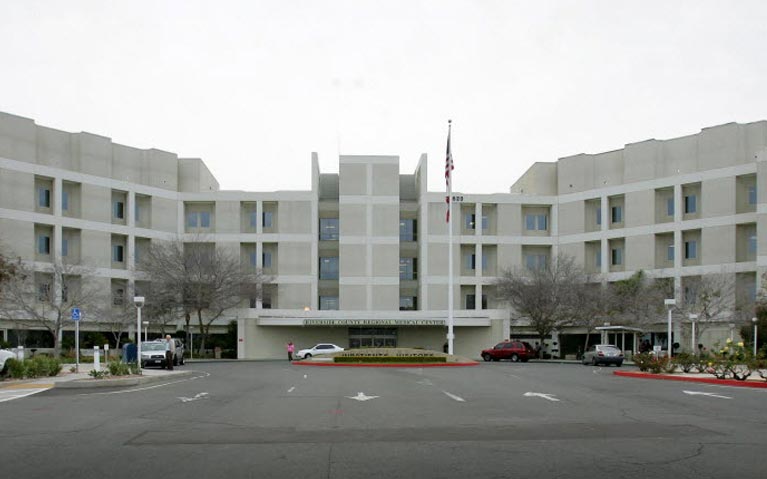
left=614, top=370, right=767, bottom=388
left=292, top=361, right=479, bottom=368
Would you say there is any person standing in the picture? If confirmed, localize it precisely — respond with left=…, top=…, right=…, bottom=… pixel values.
left=287, top=341, right=295, bottom=361
left=165, top=335, right=175, bottom=370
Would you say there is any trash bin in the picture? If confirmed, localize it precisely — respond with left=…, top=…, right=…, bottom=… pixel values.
left=123, top=343, right=137, bottom=363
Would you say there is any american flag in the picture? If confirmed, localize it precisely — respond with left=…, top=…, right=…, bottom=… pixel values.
left=445, top=120, right=454, bottom=223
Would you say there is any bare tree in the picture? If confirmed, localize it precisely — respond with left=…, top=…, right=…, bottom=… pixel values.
left=141, top=238, right=268, bottom=355
left=0, top=242, right=18, bottom=294
left=568, top=280, right=612, bottom=353
left=0, top=259, right=101, bottom=356
left=495, top=254, right=587, bottom=349
left=678, top=273, right=739, bottom=347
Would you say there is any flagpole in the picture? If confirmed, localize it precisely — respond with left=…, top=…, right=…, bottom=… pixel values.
left=446, top=120, right=454, bottom=355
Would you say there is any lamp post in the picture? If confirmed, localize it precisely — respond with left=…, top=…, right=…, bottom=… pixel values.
left=143, top=321, right=149, bottom=342
left=133, top=296, right=145, bottom=374
left=753, top=317, right=758, bottom=356
left=664, top=299, right=676, bottom=358
left=689, top=314, right=698, bottom=355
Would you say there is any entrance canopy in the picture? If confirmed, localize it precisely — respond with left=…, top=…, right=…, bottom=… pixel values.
left=595, top=325, right=644, bottom=353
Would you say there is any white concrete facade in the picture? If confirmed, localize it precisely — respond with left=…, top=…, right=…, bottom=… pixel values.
left=0, top=111, right=764, bottom=359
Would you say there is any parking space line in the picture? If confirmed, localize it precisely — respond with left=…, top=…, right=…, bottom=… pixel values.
left=442, top=391, right=466, bottom=402
left=288, top=386, right=295, bottom=393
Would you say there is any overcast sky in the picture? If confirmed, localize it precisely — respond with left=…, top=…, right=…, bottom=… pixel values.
left=1, top=0, right=766, bottom=194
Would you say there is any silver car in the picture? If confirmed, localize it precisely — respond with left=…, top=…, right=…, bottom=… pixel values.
left=582, top=344, right=624, bottom=367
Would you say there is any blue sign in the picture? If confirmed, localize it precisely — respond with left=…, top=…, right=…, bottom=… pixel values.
left=71, top=308, right=81, bottom=321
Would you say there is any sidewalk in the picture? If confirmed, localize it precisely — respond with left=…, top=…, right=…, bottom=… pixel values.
left=0, top=367, right=198, bottom=391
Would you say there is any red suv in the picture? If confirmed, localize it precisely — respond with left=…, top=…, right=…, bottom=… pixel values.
left=481, top=341, right=536, bottom=362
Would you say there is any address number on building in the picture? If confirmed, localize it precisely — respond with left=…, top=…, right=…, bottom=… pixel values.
left=451, top=195, right=464, bottom=202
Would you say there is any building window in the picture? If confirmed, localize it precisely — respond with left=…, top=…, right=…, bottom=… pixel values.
left=113, top=288, right=124, bottom=306
left=525, top=254, right=547, bottom=271
left=748, top=186, right=757, bottom=205
left=525, top=215, right=547, bottom=231
left=611, top=248, right=623, bottom=266
left=38, top=187, right=51, bottom=208
left=400, top=258, right=417, bottom=280
left=466, top=254, right=475, bottom=270
left=263, top=252, right=272, bottom=268
left=596, top=207, right=602, bottom=226
left=262, top=296, right=272, bottom=309
left=249, top=252, right=257, bottom=267
left=466, top=294, right=476, bottom=309
left=319, top=257, right=339, bottom=280
left=611, top=206, right=622, bottom=223
left=319, top=296, right=339, bottom=310
left=684, top=286, right=697, bottom=305
left=62, top=191, right=69, bottom=211
left=249, top=297, right=257, bottom=309
left=134, top=203, right=140, bottom=222
left=595, top=248, right=602, bottom=268
left=263, top=211, right=273, bottom=228
left=684, top=240, right=697, bottom=260
left=465, top=213, right=476, bottom=230
left=113, top=201, right=125, bottom=219
left=320, top=218, right=339, bottom=240
left=481, top=294, right=488, bottom=309
left=61, top=284, right=69, bottom=303
left=38, top=235, right=50, bottom=255
left=481, top=215, right=489, bottom=230
left=684, top=195, right=696, bottom=214
left=400, top=219, right=417, bottom=241
left=112, top=245, right=124, bottom=263
left=249, top=212, right=258, bottom=228
left=187, top=212, right=211, bottom=228
left=399, top=296, right=417, bottom=311
left=62, top=239, right=69, bottom=257
left=749, top=235, right=757, bottom=254
left=666, top=198, right=674, bottom=217
left=667, top=244, right=675, bottom=261
left=37, top=282, right=50, bottom=302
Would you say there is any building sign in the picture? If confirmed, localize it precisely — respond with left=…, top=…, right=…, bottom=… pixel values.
left=303, top=319, right=446, bottom=327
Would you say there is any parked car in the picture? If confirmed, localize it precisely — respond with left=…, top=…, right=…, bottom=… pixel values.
left=481, top=341, right=536, bottom=362
left=295, top=343, right=344, bottom=359
left=140, top=339, right=185, bottom=368
left=582, top=344, right=624, bottom=367
left=0, top=349, right=16, bottom=374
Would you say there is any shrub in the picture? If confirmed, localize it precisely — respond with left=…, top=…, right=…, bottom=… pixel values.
left=673, top=353, right=696, bottom=373
left=88, top=369, right=108, bottom=379
left=632, top=352, right=654, bottom=372
left=648, top=356, right=671, bottom=374
left=107, top=361, right=133, bottom=376
left=707, top=340, right=753, bottom=381
left=6, top=358, right=27, bottom=379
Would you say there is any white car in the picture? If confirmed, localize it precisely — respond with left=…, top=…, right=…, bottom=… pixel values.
left=296, top=343, right=344, bottom=359
left=1, top=349, right=16, bottom=374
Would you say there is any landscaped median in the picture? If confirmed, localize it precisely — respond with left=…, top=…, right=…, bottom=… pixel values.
left=293, top=348, right=478, bottom=367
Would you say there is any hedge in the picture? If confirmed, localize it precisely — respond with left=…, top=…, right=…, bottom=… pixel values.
left=334, top=356, right=447, bottom=364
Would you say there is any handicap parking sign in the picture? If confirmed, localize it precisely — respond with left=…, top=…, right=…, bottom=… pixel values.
left=71, top=308, right=81, bottom=321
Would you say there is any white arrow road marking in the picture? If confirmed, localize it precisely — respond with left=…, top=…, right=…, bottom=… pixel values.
left=303, top=374, right=307, bottom=379
left=508, top=374, right=521, bottom=379
left=346, top=392, right=379, bottom=401
left=288, top=386, right=295, bottom=393
left=683, top=390, right=732, bottom=400
left=442, top=391, right=466, bottom=402
left=524, top=392, right=560, bottom=402
left=178, top=392, right=209, bottom=403
left=416, top=379, right=434, bottom=386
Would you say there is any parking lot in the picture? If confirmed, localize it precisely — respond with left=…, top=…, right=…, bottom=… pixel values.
left=1, top=361, right=766, bottom=478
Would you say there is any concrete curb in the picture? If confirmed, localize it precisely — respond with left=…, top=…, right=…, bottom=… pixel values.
left=614, top=370, right=767, bottom=388
left=55, top=370, right=199, bottom=389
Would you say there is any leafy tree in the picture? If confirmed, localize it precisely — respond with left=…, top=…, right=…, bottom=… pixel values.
left=495, top=253, right=587, bottom=350
left=607, top=270, right=671, bottom=327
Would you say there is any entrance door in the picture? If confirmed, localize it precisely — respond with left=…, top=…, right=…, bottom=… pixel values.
left=348, top=327, right=398, bottom=349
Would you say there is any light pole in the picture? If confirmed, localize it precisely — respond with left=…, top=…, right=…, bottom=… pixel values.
left=753, top=317, right=758, bottom=356
left=689, top=314, right=698, bottom=355
left=143, top=321, right=149, bottom=342
left=664, top=299, right=676, bottom=358
left=134, top=296, right=145, bottom=374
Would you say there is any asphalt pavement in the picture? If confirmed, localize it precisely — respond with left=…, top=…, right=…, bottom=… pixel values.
left=1, top=361, right=766, bottom=479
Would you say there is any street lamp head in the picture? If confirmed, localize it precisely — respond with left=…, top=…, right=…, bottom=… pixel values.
left=689, top=314, right=698, bottom=321
left=753, top=317, right=758, bottom=324
left=133, top=296, right=145, bottom=307
left=664, top=299, right=676, bottom=306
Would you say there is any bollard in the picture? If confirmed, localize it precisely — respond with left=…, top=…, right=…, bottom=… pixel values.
left=94, top=346, right=100, bottom=371
left=104, top=344, right=109, bottom=362
left=16, top=345, right=24, bottom=361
